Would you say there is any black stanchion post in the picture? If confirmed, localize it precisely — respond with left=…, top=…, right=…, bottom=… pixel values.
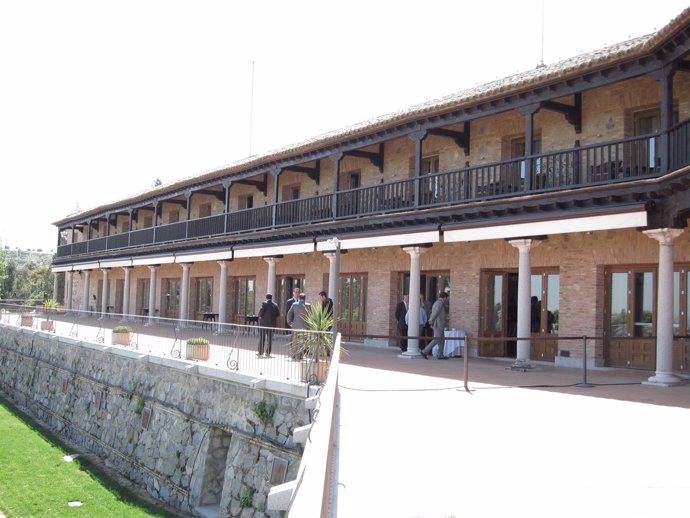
left=576, top=335, right=594, bottom=388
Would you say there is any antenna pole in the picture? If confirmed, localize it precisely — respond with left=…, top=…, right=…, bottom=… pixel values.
left=540, top=0, right=545, bottom=66
left=249, top=61, right=255, bottom=157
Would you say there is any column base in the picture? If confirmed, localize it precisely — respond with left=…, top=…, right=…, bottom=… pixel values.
left=643, top=372, right=682, bottom=387
left=399, top=350, right=424, bottom=360
left=509, top=359, right=536, bottom=371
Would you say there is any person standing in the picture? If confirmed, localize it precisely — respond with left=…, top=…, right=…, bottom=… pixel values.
left=421, top=292, right=449, bottom=360
left=287, top=293, right=311, bottom=359
left=319, top=290, right=334, bottom=331
left=285, top=287, right=301, bottom=330
left=394, top=294, right=409, bottom=352
left=258, top=294, right=280, bottom=357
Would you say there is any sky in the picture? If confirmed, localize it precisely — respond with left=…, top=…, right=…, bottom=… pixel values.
left=1, top=0, right=688, bottom=252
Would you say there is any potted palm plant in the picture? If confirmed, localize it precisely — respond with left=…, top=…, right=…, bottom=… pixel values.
left=40, top=298, right=60, bottom=331
left=112, top=325, right=132, bottom=345
left=296, top=303, right=334, bottom=384
left=186, top=337, right=210, bottom=361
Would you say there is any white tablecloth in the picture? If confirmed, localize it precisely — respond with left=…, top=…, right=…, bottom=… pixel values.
left=432, top=329, right=466, bottom=357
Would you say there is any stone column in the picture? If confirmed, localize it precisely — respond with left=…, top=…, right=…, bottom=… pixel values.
left=644, top=228, right=684, bottom=386
left=179, top=263, right=191, bottom=325
left=400, top=246, right=429, bottom=358
left=264, top=256, right=281, bottom=298
left=65, top=272, right=73, bottom=311
left=99, top=268, right=109, bottom=319
left=146, top=265, right=157, bottom=326
left=218, top=261, right=228, bottom=326
left=509, top=239, right=541, bottom=369
left=122, top=267, right=131, bottom=320
left=324, top=245, right=341, bottom=334
left=81, top=270, right=91, bottom=316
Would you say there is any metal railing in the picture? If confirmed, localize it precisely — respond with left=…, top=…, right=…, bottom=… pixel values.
left=0, top=303, right=332, bottom=386
left=55, top=120, right=690, bottom=259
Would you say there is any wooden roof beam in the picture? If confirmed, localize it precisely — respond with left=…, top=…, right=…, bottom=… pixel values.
left=282, top=161, right=321, bottom=185
left=233, top=173, right=268, bottom=196
left=343, top=143, right=385, bottom=173
left=428, top=121, right=471, bottom=155
left=541, top=93, right=582, bottom=133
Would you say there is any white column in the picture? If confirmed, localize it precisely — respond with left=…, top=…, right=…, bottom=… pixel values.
left=324, top=253, right=338, bottom=305
left=99, top=268, right=109, bottom=319
left=218, top=260, right=228, bottom=325
left=121, top=267, right=131, bottom=320
left=644, top=228, right=684, bottom=386
left=264, top=256, right=281, bottom=297
left=509, top=239, right=541, bottom=369
left=52, top=274, right=59, bottom=301
left=401, top=246, right=429, bottom=358
left=146, top=265, right=157, bottom=326
left=179, top=263, right=191, bottom=324
left=65, top=272, right=73, bottom=311
left=81, top=270, right=90, bottom=316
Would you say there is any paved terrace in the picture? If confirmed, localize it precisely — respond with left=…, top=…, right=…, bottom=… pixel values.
left=335, top=345, right=690, bottom=518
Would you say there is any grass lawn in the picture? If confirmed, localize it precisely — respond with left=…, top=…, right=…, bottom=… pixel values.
left=0, top=397, right=180, bottom=517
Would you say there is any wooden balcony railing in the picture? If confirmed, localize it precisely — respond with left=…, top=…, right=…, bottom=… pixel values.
left=56, top=121, right=690, bottom=259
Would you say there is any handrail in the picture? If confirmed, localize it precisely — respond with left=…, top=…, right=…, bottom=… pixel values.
left=285, top=333, right=342, bottom=517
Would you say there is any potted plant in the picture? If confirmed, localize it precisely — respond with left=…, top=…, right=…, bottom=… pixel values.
left=20, top=312, right=34, bottom=328
left=295, top=303, right=335, bottom=384
left=112, top=325, right=132, bottom=345
left=40, top=299, right=60, bottom=331
left=186, top=337, right=210, bottom=361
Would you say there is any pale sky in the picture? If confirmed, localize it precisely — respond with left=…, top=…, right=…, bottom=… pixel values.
left=1, top=0, right=688, bottom=252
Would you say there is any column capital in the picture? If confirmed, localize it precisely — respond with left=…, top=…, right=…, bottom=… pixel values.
left=147, top=265, right=158, bottom=272
left=402, top=245, right=431, bottom=257
left=217, top=260, right=229, bottom=268
left=508, top=238, right=543, bottom=253
left=263, top=256, right=283, bottom=265
left=120, top=266, right=131, bottom=272
left=178, top=263, right=191, bottom=271
left=643, top=228, right=684, bottom=245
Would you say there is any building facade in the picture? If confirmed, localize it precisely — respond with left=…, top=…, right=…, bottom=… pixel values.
left=53, top=9, right=690, bottom=384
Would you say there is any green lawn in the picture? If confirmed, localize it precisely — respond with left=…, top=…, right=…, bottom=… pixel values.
left=0, top=398, right=179, bottom=517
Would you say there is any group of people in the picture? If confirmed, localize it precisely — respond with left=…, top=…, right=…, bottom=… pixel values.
left=256, top=288, right=333, bottom=358
left=395, top=291, right=449, bottom=360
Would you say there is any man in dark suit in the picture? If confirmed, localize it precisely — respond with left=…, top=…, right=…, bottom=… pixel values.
left=319, top=291, right=334, bottom=329
left=258, top=294, right=280, bottom=357
left=394, top=294, right=409, bottom=352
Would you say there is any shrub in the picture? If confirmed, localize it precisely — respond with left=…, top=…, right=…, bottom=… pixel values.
left=113, top=325, right=132, bottom=333
left=186, top=337, right=209, bottom=345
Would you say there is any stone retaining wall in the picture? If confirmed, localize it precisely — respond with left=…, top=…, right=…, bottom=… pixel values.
left=0, top=325, right=310, bottom=517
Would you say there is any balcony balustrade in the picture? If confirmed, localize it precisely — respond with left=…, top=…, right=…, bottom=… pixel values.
left=55, top=123, right=690, bottom=259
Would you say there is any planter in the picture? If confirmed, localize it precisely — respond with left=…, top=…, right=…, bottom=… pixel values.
left=20, top=315, right=34, bottom=327
left=186, top=342, right=210, bottom=361
left=112, top=331, right=132, bottom=346
left=300, top=360, right=329, bottom=384
left=40, top=321, right=55, bottom=332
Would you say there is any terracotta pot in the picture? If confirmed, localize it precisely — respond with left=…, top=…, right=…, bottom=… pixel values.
left=20, top=315, right=33, bottom=327
left=300, top=360, right=329, bottom=384
left=40, top=321, right=54, bottom=332
left=112, top=331, right=131, bottom=346
left=186, top=343, right=210, bottom=361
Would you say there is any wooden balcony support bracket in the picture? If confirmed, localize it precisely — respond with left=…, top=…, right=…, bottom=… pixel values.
left=194, top=188, right=225, bottom=202
left=428, top=121, right=471, bottom=155
left=541, top=93, right=582, bottom=133
left=282, top=161, right=321, bottom=185
left=234, top=173, right=268, bottom=196
left=343, top=143, right=385, bottom=173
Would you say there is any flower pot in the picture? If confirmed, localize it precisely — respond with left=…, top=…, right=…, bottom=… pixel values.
left=186, top=342, right=210, bottom=361
left=20, top=315, right=33, bottom=327
left=112, top=331, right=131, bottom=346
left=300, top=359, right=329, bottom=384
left=40, top=321, right=55, bottom=332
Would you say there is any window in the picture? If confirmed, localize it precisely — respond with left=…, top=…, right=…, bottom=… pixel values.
left=282, top=184, right=300, bottom=201
left=195, top=277, right=213, bottom=314
left=607, top=269, right=655, bottom=338
left=234, top=277, right=256, bottom=320
left=239, top=195, right=254, bottom=210
left=162, top=278, right=181, bottom=318
left=530, top=272, right=559, bottom=333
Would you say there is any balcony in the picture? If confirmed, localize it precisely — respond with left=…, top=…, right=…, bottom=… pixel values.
left=56, top=121, right=690, bottom=260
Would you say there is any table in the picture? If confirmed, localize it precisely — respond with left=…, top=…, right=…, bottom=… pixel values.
left=202, top=312, right=218, bottom=330
left=432, top=329, right=466, bottom=358
left=244, top=315, right=259, bottom=334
